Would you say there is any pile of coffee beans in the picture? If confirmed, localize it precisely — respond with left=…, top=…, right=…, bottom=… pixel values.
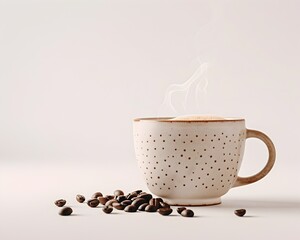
left=54, top=189, right=246, bottom=217
left=54, top=189, right=193, bottom=217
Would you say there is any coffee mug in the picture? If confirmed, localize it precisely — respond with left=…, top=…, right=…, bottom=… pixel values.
left=133, top=117, right=276, bottom=206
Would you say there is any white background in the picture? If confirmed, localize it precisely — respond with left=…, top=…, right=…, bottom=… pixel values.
left=0, top=0, right=299, bottom=239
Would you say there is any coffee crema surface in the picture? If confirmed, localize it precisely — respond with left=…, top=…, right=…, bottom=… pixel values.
left=170, top=115, right=225, bottom=121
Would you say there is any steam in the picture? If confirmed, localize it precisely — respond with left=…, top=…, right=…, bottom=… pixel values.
left=158, top=61, right=209, bottom=116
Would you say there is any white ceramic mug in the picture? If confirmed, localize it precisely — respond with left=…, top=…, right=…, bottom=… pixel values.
left=133, top=117, right=276, bottom=206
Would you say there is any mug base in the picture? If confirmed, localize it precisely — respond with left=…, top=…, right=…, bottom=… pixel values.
left=163, top=197, right=221, bottom=206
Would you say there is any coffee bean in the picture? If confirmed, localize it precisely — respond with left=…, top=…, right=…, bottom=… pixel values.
left=102, top=206, right=113, bottom=214
left=105, top=199, right=118, bottom=207
left=112, top=202, right=125, bottom=210
left=105, top=195, right=114, bottom=200
left=132, top=190, right=143, bottom=195
left=234, top=209, right=246, bottom=217
left=145, top=205, right=157, bottom=212
left=87, top=198, right=100, bottom=208
left=114, top=190, right=124, bottom=197
left=138, top=203, right=149, bottom=211
left=132, top=198, right=147, bottom=208
left=158, top=208, right=173, bottom=216
left=120, top=200, right=132, bottom=206
left=138, top=191, right=147, bottom=195
left=138, top=193, right=152, bottom=202
left=149, top=198, right=163, bottom=209
left=98, top=196, right=109, bottom=205
left=159, top=202, right=170, bottom=208
left=116, top=195, right=127, bottom=203
left=131, top=197, right=139, bottom=201
left=126, top=192, right=138, bottom=200
left=91, top=192, right=103, bottom=199
left=177, top=207, right=186, bottom=214
left=76, top=195, right=85, bottom=203
left=55, top=199, right=66, bottom=207
left=180, top=209, right=194, bottom=217
left=59, top=207, right=73, bottom=216
left=124, top=205, right=137, bottom=212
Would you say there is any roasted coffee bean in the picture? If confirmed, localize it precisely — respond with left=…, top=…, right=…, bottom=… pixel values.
left=126, top=192, right=138, bottom=200
left=116, top=195, right=127, bottom=203
left=177, top=207, right=186, bottom=214
left=105, top=195, right=115, bottom=200
left=132, top=198, right=147, bottom=208
left=102, top=206, right=113, bottom=214
left=114, top=190, right=124, bottom=197
left=91, top=192, right=103, bottom=199
left=98, top=197, right=109, bottom=205
left=132, top=190, right=143, bottom=195
left=76, top=195, right=85, bottom=203
left=55, top=199, right=66, bottom=207
left=158, top=208, right=173, bottom=216
left=234, top=209, right=246, bottom=217
left=131, top=197, right=139, bottom=201
left=105, top=199, right=118, bottom=207
left=138, top=193, right=152, bottom=202
left=145, top=205, right=157, bottom=212
left=138, top=203, right=149, bottom=211
left=138, top=191, right=147, bottom=195
left=120, top=200, right=132, bottom=206
left=124, top=205, right=137, bottom=212
left=87, top=198, right=100, bottom=208
left=112, top=202, right=125, bottom=210
left=149, top=198, right=163, bottom=209
left=59, top=207, right=73, bottom=216
left=180, top=209, right=194, bottom=217
left=159, top=202, right=170, bottom=208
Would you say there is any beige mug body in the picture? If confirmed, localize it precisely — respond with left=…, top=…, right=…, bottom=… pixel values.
left=133, top=117, right=275, bottom=206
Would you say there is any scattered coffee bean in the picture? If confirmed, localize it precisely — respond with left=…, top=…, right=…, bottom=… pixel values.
left=145, top=205, right=157, bottom=212
left=177, top=207, right=186, bottom=214
left=98, top=196, right=109, bottom=205
left=76, top=194, right=85, bottom=203
left=105, top=195, right=114, bottom=200
left=158, top=208, right=173, bottom=216
left=105, top=199, right=118, bottom=207
left=160, top=202, right=170, bottom=208
left=112, top=202, right=125, bottom=210
left=131, top=197, right=139, bottom=201
left=132, top=198, right=147, bottom=208
left=55, top=199, right=66, bottom=207
left=120, top=200, right=132, bottom=206
left=132, top=190, right=143, bottom=195
left=87, top=198, right=100, bottom=208
left=124, top=205, right=137, bottom=212
left=138, top=203, right=149, bottom=211
left=59, top=207, right=73, bottom=216
left=114, top=190, right=124, bottom=197
left=126, top=192, right=138, bottom=200
left=138, top=193, right=152, bottom=202
left=149, top=198, right=163, bottom=209
left=180, top=209, right=194, bottom=217
left=102, top=206, right=113, bottom=214
left=116, top=195, right=127, bottom=203
left=234, top=209, right=246, bottom=217
left=91, top=192, right=103, bottom=199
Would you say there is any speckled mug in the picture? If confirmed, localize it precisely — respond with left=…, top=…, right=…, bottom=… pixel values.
left=133, top=117, right=276, bottom=206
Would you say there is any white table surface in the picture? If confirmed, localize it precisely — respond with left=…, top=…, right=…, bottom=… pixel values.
left=1, top=161, right=299, bottom=240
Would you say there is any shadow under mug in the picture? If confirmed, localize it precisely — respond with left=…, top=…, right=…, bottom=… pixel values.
left=133, top=117, right=276, bottom=206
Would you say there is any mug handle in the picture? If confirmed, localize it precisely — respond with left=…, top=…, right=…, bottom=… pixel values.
left=233, top=129, right=276, bottom=187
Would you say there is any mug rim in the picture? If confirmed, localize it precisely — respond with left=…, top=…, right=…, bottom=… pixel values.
left=133, top=117, right=245, bottom=122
